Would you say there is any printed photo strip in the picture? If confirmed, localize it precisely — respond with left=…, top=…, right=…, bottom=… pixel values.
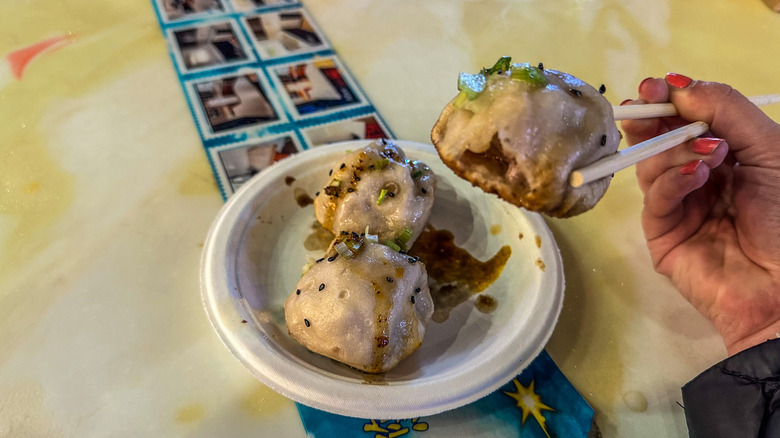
left=158, top=0, right=226, bottom=23
left=271, top=57, right=365, bottom=120
left=243, top=7, right=328, bottom=60
left=229, top=0, right=298, bottom=12
left=189, top=71, right=285, bottom=138
left=212, top=135, right=301, bottom=194
left=169, top=20, right=255, bottom=73
left=303, top=114, right=390, bottom=147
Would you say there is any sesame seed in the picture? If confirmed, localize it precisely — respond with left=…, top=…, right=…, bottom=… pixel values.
left=340, top=163, right=346, bottom=169
left=328, top=169, right=333, bottom=176
left=414, top=287, right=421, bottom=293
left=327, top=255, right=337, bottom=262
left=387, top=192, right=395, bottom=198
left=315, top=191, right=319, bottom=197
left=386, top=277, right=394, bottom=283
left=569, top=89, right=582, bottom=97
left=410, top=296, right=415, bottom=304
left=421, top=188, right=427, bottom=195
left=316, top=258, right=324, bottom=263
left=599, top=84, right=607, bottom=94
left=355, top=176, right=361, bottom=181
left=296, top=289, right=301, bottom=295
left=347, top=188, right=354, bottom=193
left=537, top=62, right=544, bottom=70
left=319, top=283, right=325, bottom=291
left=408, top=257, right=417, bottom=264
left=600, top=135, right=607, bottom=146
left=304, top=319, right=310, bottom=327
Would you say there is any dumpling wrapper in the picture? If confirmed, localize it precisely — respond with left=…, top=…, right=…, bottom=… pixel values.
left=431, top=64, right=620, bottom=218
left=313, top=139, right=435, bottom=247
left=285, top=240, right=434, bottom=373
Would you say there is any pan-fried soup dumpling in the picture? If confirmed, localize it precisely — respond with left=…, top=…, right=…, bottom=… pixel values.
left=314, top=139, right=435, bottom=249
left=431, top=57, right=620, bottom=218
left=284, top=233, right=434, bottom=373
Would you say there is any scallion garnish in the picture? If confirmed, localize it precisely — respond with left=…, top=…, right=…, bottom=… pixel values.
left=329, top=179, right=341, bottom=187
left=374, top=157, right=390, bottom=170
left=510, top=63, right=547, bottom=86
left=397, top=227, right=413, bottom=244
left=334, top=241, right=354, bottom=258
left=377, top=188, right=388, bottom=205
left=457, top=72, right=486, bottom=100
left=385, top=240, right=401, bottom=252
left=480, top=56, right=512, bottom=75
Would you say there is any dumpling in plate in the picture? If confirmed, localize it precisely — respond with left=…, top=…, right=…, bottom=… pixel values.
left=285, top=233, right=434, bottom=373
left=314, top=139, right=435, bottom=249
left=431, top=57, right=620, bottom=218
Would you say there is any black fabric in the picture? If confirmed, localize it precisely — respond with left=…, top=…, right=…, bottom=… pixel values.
left=682, top=338, right=780, bottom=438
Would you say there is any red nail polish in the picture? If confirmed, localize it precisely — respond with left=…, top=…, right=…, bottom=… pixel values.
left=692, top=138, right=723, bottom=155
left=680, top=160, right=703, bottom=175
left=620, top=99, right=633, bottom=106
left=666, top=73, right=693, bottom=88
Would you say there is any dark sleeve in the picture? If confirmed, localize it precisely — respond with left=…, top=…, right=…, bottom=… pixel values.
left=682, top=337, right=780, bottom=438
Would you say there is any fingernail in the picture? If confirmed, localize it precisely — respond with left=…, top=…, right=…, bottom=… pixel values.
left=638, top=77, right=653, bottom=93
left=692, top=138, right=723, bottom=155
left=666, top=73, right=693, bottom=89
left=619, top=99, right=633, bottom=106
left=680, top=160, right=703, bottom=175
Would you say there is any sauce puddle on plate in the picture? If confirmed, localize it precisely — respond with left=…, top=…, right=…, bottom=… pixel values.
left=410, top=227, right=511, bottom=322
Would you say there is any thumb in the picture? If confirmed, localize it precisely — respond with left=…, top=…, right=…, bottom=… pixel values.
left=664, top=73, right=780, bottom=166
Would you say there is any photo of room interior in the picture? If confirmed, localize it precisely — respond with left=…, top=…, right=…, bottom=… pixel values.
left=162, top=0, right=223, bottom=21
left=195, top=73, right=279, bottom=133
left=245, top=9, right=325, bottom=59
left=174, top=22, right=248, bottom=70
left=217, top=137, right=298, bottom=191
left=276, top=59, right=358, bottom=115
left=305, top=116, right=388, bottom=146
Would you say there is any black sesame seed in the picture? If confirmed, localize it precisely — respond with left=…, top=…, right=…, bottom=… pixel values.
left=314, top=191, right=319, bottom=197
left=600, top=135, right=607, bottom=146
left=386, top=277, right=394, bottom=283
left=569, top=89, right=582, bottom=97
left=304, top=319, right=310, bottom=327
left=410, top=296, right=415, bottom=304
left=316, top=258, right=324, bottom=263
left=341, top=230, right=349, bottom=235
left=387, top=192, right=395, bottom=198
left=347, top=188, right=355, bottom=193
left=340, top=163, right=346, bottom=169
left=319, top=283, right=325, bottom=291
left=296, top=289, right=301, bottom=295
left=327, top=255, right=337, bottom=262
left=538, top=62, right=544, bottom=70
left=328, top=169, right=333, bottom=176
left=355, top=176, right=361, bottom=181
left=421, top=188, right=427, bottom=195
left=599, top=84, right=606, bottom=94
left=408, top=257, right=417, bottom=264
left=414, top=287, right=421, bottom=293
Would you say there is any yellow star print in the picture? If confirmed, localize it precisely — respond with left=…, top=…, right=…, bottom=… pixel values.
left=503, top=378, right=555, bottom=438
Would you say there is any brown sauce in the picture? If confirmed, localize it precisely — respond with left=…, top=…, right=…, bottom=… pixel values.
left=475, top=294, right=498, bottom=314
left=410, top=227, right=511, bottom=322
left=294, top=187, right=313, bottom=207
left=303, top=221, right=334, bottom=252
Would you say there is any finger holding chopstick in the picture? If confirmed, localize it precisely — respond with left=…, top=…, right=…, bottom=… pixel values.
left=612, top=94, right=780, bottom=120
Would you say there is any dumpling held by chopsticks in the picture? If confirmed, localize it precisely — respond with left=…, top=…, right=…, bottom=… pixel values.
left=431, top=57, right=620, bottom=218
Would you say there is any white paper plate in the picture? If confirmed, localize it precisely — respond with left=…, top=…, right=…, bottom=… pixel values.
left=200, top=140, right=564, bottom=419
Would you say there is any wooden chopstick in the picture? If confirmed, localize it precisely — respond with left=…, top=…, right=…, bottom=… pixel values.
left=569, top=121, right=709, bottom=187
left=612, top=94, right=780, bottom=120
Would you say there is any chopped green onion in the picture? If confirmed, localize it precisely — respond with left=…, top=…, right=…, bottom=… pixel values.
left=480, top=56, right=512, bottom=75
left=458, top=72, right=486, bottom=100
left=397, top=227, right=413, bottom=244
left=411, top=170, right=423, bottom=179
left=509, top=63, right=547, bottom=86
left=452, top=90, right=469, bottom=108
left=377, top=188, right=388, bottom=205
left=385, top=240, right=401, bottom=252
left=374, top=157, right=390, bottom=170
left=334, top=241, right=354, bottom=258
left=344, top=238, right=362, bottom=253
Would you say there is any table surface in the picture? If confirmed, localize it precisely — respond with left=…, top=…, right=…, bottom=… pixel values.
left=2, top=1, right=779, bottom=436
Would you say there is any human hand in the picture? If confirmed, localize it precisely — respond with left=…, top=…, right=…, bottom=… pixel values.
left=621, top=74, right=780, bottom=356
